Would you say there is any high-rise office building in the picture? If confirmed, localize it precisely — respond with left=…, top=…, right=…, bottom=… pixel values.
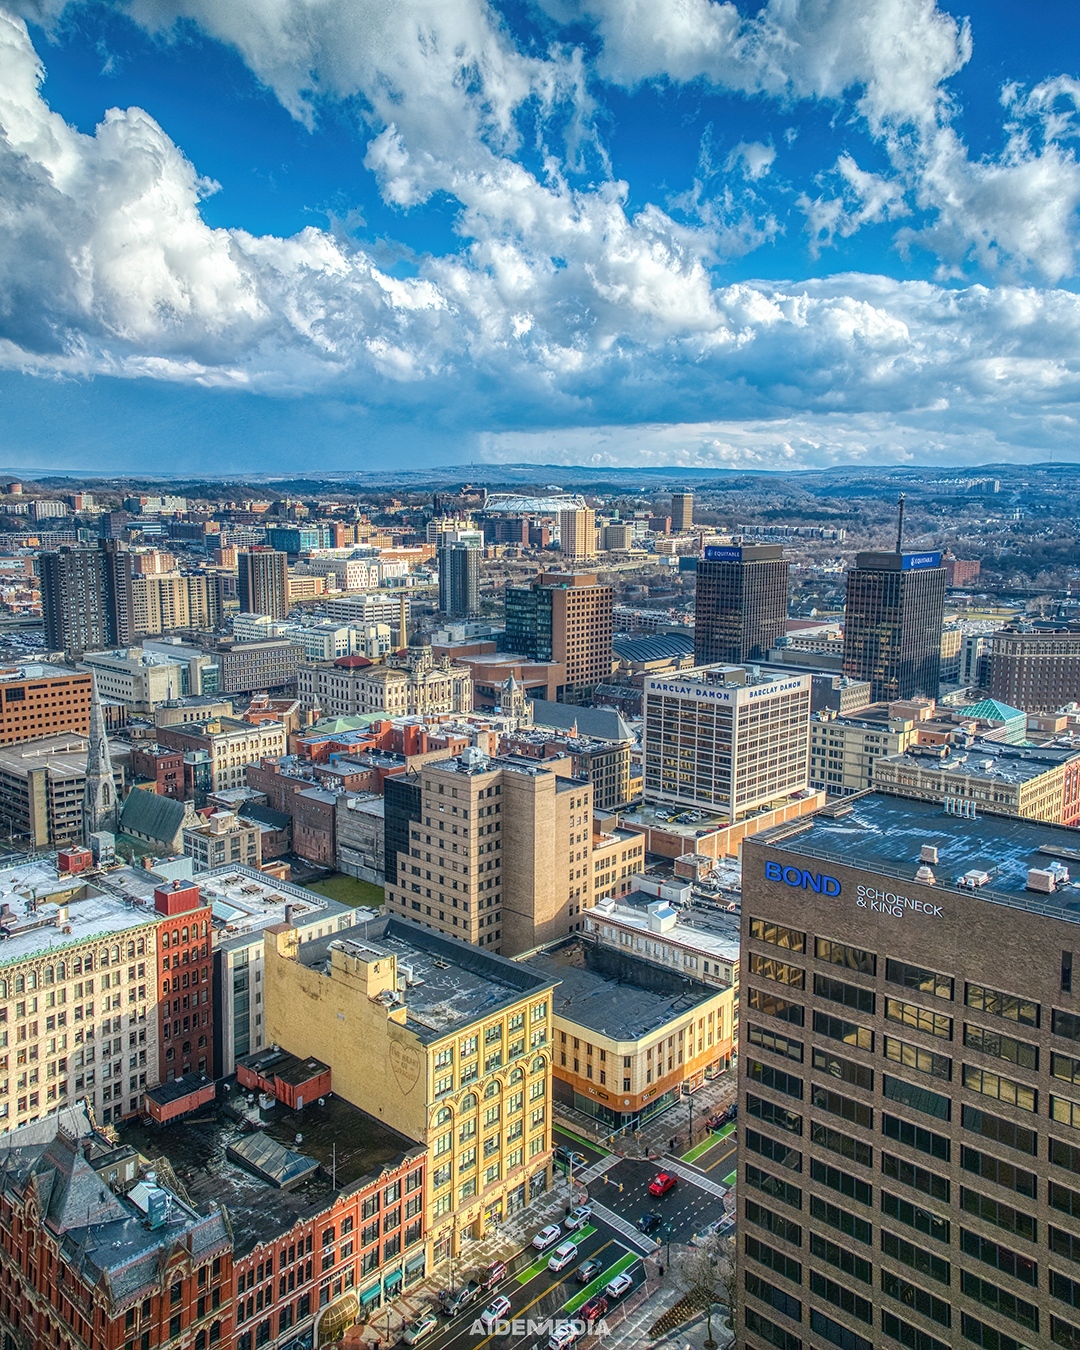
left=505, top=571, right=613, bottom=703
left=382, top=749, right=595, bottom=956
left=438, top=540, right=481, bottom=617
left=988, top=627, right=1080, bottom=712
left=643, top=664, right=810, bottom=817
left=671, top=490, right=694, bottom=532
left=559, top=508, right=596, bottom=560
left=694, top=544, right=790, bottom=665
left=40, top=542, right=134, bottom=655
left=237, top=549, right=289, bottom=619
left=842, top=550, right=946, bottom=701
left=739, top=788, right=1080, bottom=1350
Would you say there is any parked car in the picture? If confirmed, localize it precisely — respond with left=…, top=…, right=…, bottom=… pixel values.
left=532, top=1224, right=563, bottom=1251
left=564, top=1205, right=592, bottom=1231
left=403, top=1311, right=440, bottom=1344
left=479, top=1260, right=508, bottom=1290
left=547, top=1322, right=584, bottom=1350
left=548, top=1241, right=579, bottom=1273
left=554, top=1145, right=586, bottom=1170
left=648, top=1171, right=678, bottom=1196
left=478, top=1295, right=512, bottom=1332
left=440, top=1280, right=480, bottom=1316
left=575, top=1258, right=604, bottom=1284
left=580, top=1294, right=609, bottom=1324
left=638, top=1212, right=662, bottom=1235
left=605, top=1272, right=634, bottom=1301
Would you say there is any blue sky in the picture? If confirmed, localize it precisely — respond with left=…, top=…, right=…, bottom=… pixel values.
left=3, top=0, right=1080, bottom=474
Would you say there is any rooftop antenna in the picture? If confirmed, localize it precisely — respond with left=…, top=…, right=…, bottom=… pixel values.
left=896, top=493, right=906, bottom=554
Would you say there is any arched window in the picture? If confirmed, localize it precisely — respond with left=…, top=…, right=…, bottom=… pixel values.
left=531, top=1056, right=545, bottom=1073
left=26, top=972, right=36, bottom=991
left=44, top=966, right=54, bottom=986
left=485, top=1080, right=500, bottom=1099
left=0, top=979, right=7, bottom=998
left=13, top=976, right=23, bottom=995
left=55, top=962, right=65, bottom=981
left=434, top=1106, right=452, bottom=1127
left=111, top=946, right=120, bottom=964
left=460, top=1093, right=477, bottom=1113
left=508, top=1068, right=523, bottom=1085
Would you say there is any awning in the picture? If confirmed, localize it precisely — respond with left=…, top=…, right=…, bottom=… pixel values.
left=384, top=1269, right=403, bottom=1292
left=405, top=1254, right=426, bottom=1274
left=360, top=1284, right=382, bottom=1307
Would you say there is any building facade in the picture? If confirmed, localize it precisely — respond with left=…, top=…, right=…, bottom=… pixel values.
left=438, top=542, right=481, bottom=618
left=153, top=879, right=214, bottom=1083
left=298, top=651, right=472, bottom=720
left=643, top=665, right=811, bottom=818
left=694, top=544, right=790, bottom=666
left=155, top=716, right=287, bottom=793
left=504, top=572, right=613, bottom=704
left=264, top=917, right=557, bottom=1258
left=238, top=550, right=289, bottom=620
left=670, top=491, right=694, bottom=532
left=989, top=627, right=1080, bottom=713
left=738, top=791, right=1080, bottom=1350
left=559, top=508, right=596, bottom=560
left=842, top=550, right=947, bottom=701
left=40, top=542, right=134, bottom=655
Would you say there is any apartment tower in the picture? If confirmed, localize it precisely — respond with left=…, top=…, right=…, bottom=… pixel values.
left=237, top=549, right=289, bottom=620
left=694, top=544, right=790, bottom=666
left=671, top=491, right=694, bottom=532
left=504, top=571, right=613, bottom=703
left=559, top=508, right=597, bottom=561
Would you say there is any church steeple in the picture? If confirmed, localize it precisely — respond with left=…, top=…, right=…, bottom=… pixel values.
left=83, top=673, right=116, bottom=842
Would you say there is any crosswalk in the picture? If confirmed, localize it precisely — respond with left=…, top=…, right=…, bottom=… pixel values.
left=576, top=1154, right=621, bottom=1186
left=589, top=1200, right=659, bottom=1254
left=658, top=1157, right=731, bottom=1201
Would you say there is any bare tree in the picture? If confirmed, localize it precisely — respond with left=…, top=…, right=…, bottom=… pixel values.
left=673, top=1234, right=735, bottom=1349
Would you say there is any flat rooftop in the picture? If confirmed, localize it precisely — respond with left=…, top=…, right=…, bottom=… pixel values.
left=297, top=916, right=558, bottom=1043
left=0, top=866, right=156, bottom=967
left=593, top=892, right=741, bottom=964
left=879, top=738, right=1080, bottom=785
left=756, top=791, right=1080, bottom=923
left=520, top=937, right=719, bottom=1041
left=118, top=1082, right=420, bottom=1258
left=193, top=866, right=355, bottom=947
left=0, top=733, right=124, bottom=781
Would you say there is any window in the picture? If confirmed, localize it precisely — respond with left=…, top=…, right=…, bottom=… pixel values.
left=811, top=1159, right=871, bottom=1206
left=811, top=1084, right=872, bottom=1129
left=962, top=1104, right=1037, bottom=1155
left=747, top=1094, right=802, bottom=1134
left=884, top=1036, right=951, bottom=1080
left=809, top=1308, right=872, bottom=1350
left=744, top=1307, right=802, bottom=1350
left=961, top=1313, right=1034, bottom=1350
left=1052, top=1136, right=1080, bottom=1177
left=881, top=1192, right=949, bottom=1244
left=812, top=1048, right=873, bottom=1091
left=879, top=1310, right=949, bottom=1350
left=960, top=1187, right=1035, bottom=1241
left=744, top=1199, right=801, bottom=1246
left=809, top=1231, right=871, bottom=1284
left=742, top=1237, right=804, bottom=1302
left=744, top=1270, right=802, bottom=1323
left=886, top=960, right=953, bottom=999
left=750, top=919, right=805, bottom=953
left=1051, top=1180, right=1080, bottom=1219
left=880, top=1229, right=951, bottom=1285
left=745, top=1128, right=802, bottom=1172
left=746, top=1163, right=802, bottom=1209
left=810, top=1270, right=872, bottom=1324
left=747, top=989, right=804, bottom=1027
left=815, top=938, right=876, bottom=976
left=961, top=1145, right=1036, bottom=1197
left=966, top=984, right=1039, bottom=1028
left=883, top=1075, right=950, bottom=1121
left=965, top=1023, right=1038, bottom=1071
left=749, top=953, right=805, bottom=989
left=813, top=1010, right=873, bottom=1052
left=885, top=999, right=952, bottom=1040
left=960, top=1229, right=1038, bottom=1285
left=747, top=1024, right=804, bottom=1062
left=1051, top=1269, right=1080, bottom=1311
left=747, top=1059, right=803, bottom=1099
left=1055, top=1096, right=1080, bottom=1132
left=811, top=1122, right=872, bottom=1169
left=880, top=1270, right=950, bottom=1328
left=814, top=974, right=874, bottom=1014
left=809, top=1194, right=871, bottom=1244
left=960, top=1270, right=1039, bottom=1332
left=882, top=1153, right=950, bottom=1203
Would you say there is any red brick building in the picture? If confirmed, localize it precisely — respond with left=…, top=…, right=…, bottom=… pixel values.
left=130, top=743, right=186, bottom=799
left=154, top=880, right=215, bottom=1081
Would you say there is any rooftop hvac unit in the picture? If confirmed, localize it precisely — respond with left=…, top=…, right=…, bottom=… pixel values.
left=920, top=844, right=939, bottom=864
left=915, top=866, right=936, bottom=886
left=1027, top=868, right=1057, bottom=893
left=958, top=869, right=991, bottom=888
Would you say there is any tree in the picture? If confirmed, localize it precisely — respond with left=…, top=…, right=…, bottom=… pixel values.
left=673, top=1233, right=735, bottom=1350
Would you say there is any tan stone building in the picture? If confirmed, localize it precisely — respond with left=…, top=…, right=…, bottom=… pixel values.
left=559, top=508, right=596, bottom=561
left=263, top=916, right=557, bottom=1258
left=809, top=703, right=923, bottom=797
left=383, top=751, right=596, bottom=957
left=130, top=571, right=223, bottom=635
left=182, top=809, right=261, bottom=871
left=298, top=649, right=473, bottom=720
left=155, top=715, right=287, bottom=792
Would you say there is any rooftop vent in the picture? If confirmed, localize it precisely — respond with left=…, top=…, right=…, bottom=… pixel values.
left=915, top=866, right=936, bottom=886
left=958, top=869, right=991, bottom=889
left=920, top=844, right=939, bottom=865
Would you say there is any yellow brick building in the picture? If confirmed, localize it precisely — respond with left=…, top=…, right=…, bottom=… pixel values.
left=263, top=915, right=558, bottom=1259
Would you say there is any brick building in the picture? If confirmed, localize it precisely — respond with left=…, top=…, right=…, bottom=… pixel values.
left=153, top=880, right=214, bottom=1082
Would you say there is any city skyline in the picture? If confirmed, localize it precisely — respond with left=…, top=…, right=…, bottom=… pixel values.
left=1, top=2, right=1080, bottom=472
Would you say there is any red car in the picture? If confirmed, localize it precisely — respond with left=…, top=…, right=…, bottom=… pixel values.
left=648, top=1171, right=678, bottom=1196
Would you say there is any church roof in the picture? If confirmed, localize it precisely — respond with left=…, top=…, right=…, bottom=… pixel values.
left=119, top=789, right=187, bottom=844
